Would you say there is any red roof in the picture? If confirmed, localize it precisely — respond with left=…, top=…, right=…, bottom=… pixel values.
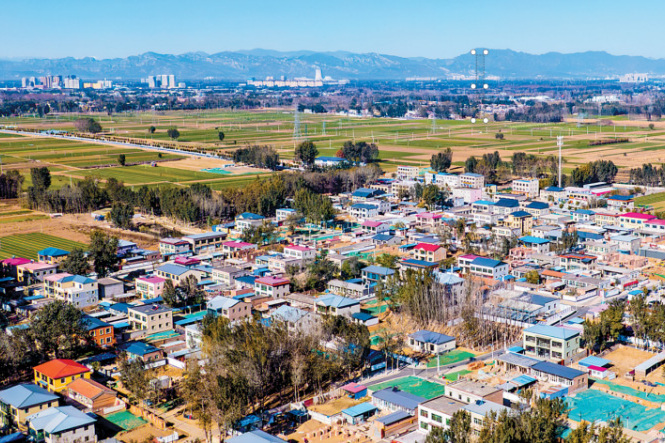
left=621, top=212, right=656, bottom=220
left=415, top=243, right=441, bottom=252
left=34, top=359, right=91, bottom=379
left=255, top=276, right=290, bottom=286
left=342, top=382, right=367, bottom=394
left=362, top=220, right=383, bottom=228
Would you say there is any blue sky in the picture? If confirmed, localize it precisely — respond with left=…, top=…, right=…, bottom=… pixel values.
left=2, top=0, right=664, bottom=59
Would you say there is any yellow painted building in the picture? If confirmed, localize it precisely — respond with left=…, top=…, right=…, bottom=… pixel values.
left=33, top=359, right=91, bottom=393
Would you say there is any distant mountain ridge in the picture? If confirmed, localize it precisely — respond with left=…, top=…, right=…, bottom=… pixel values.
left=1, top=49, right=665, bottom=81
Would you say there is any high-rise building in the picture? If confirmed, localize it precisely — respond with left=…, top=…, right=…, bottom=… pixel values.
left=147, top=76, right=156, bottom=88
left=168, top=74, right=176, bottom=88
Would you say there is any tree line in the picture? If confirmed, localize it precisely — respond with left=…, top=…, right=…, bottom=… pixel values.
left=232, top=145, right=280, bottom=170
left=23, top=164, right=382, bottom=227
left=178, top=314, right=370, bottom=440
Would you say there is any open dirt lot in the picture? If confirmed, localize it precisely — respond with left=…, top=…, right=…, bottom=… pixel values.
left=602, top=345, right=656, bottom=377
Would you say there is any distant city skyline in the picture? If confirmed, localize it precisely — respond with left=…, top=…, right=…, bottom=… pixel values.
left=3, top=0, right=665, bottom=60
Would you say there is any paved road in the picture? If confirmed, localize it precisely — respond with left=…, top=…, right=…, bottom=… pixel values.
left=0, top=129, right=222, bottom=160
left=363, top=345, right=513, bottom=388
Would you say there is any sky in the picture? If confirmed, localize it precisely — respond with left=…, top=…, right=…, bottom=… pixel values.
left=2, top=0, right=665, bottom=60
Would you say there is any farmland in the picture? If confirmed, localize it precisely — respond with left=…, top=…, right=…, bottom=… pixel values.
left=2, top=109, right=665, bottom=191
left=0, top=233, right=87, bottom=260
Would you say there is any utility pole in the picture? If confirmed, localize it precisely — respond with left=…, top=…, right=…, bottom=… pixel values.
left=557, top=136, right=564, bottom=188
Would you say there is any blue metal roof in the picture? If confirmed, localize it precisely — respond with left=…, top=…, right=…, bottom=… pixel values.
left=228, top=431, right=286, bottom=443
left=27, top=405, right=96, bottom=434
left=409, top=330, right=455, bottom=345
left=372, top=388, right=426, bottom=410
left=532, top=361, right=585, bottom=380
left=341, top=402, right=377, bottom=417
left=374, top=410, right=411, bottom=425
left=510, top=210, right=532, bottom=218
left=494, top=198, right=520, bottom=208
left=401, top=259, right=438, bottom=268
left=362, top=265, right=395, bottom=276
left=237, top=212, right=264, bottom=220
left=471, top=257, right=505, bottom=268
left=473, top=200, right=495, bottom=206
left=118, top=341, right=160, bottom=356
left=578, top=356, right=611, bottom=368
left=351, top=203, right=379, bottom=210
left=352, top=312, right=375, bottom=322
left=510, top=375, right=537, bottom=387
left=574, top=209, right=595, bottom=215
left=38, top=247, right=69, bottom=257
left=157, top=263, right=190, bottom=276
left=524, top=325, right=579, bottom=340
left=520, top=236, right=550, bottom=245
left=608, top=194, right=634, bottom=201
left=0, top=384, right=58, bottom=408
left=526, top=201, right=549, bottom=209
left=317, top=295, right=359, bottom=309
left=545, top=186, right=564, bottom=192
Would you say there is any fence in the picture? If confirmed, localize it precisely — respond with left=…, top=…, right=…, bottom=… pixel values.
left=129, top=404, right=167, bottom=429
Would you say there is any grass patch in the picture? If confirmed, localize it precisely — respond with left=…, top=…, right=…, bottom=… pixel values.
left=426, top=350, right=476, bottom=368
left=369, top=376, right=446, bottom=399
left=0, top=233, right=87, bottom=260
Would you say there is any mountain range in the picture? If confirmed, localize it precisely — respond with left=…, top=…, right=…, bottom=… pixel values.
left=2, top=49, right=665, bottom=81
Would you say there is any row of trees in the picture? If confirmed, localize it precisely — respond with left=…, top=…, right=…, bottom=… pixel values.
left=24, top=164, right=382, bottom=227
left=511, top=152, right=558, bottom=178
left=465, top=151, right=510, bottom=184
left=568, top=160, right=618, bottom=186
left=430, top=148, right=453, bottom=172
left=179, top=315, right=370, bottom=440
left=335, top=141, right=379, bottom=164
left=0, top=170, right=24, bottom=199
left=232, top=145, right=280, bottom=170
left=628, top=163, right=665, bottom=186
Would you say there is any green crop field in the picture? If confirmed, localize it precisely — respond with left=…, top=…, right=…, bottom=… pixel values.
left=80, top=164, right=222, bottom=184
left=2, top=108, right=664, bottom=194
left=635, top=192, right=665, bottom=210
left=0, top=233, right=87, bottom=260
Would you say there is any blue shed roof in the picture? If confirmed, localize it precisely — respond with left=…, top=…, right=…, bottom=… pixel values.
left=578, top=356, right=611, bottom=368
left=409, top=330, right=455, bottom=345
left=341, top=402, right=378, bottom=417
left=374, top=410, right=411, bottom=425
left=519, top=236, right=550, bottom=245
left=38, top=247, right=69, bottom=257
left=471, top=257, right=506, bottom=268
left=532, top=361, right=585, bottom=380
left=524, top=325, right=579, bottom=340
left=372, top=388, right=426, bottom=410
left=362, top=265, right=395, bottom=276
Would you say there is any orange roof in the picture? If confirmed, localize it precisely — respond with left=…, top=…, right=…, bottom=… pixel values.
left=34, top=359, right=91, bottom=379
left=67, top=377, right=115, bottom=400
left=542, top=270, right=565, bottom=278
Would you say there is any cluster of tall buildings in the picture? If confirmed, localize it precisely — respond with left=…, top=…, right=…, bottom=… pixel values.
left=21, top=75, right=82, bottom=89
left=145, top=74, right=181, bottom=89
left=247, top=68, right=348, bottom=88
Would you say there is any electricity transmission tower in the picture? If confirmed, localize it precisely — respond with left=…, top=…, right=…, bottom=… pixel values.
left=293, top=105, right=301, bottom=140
